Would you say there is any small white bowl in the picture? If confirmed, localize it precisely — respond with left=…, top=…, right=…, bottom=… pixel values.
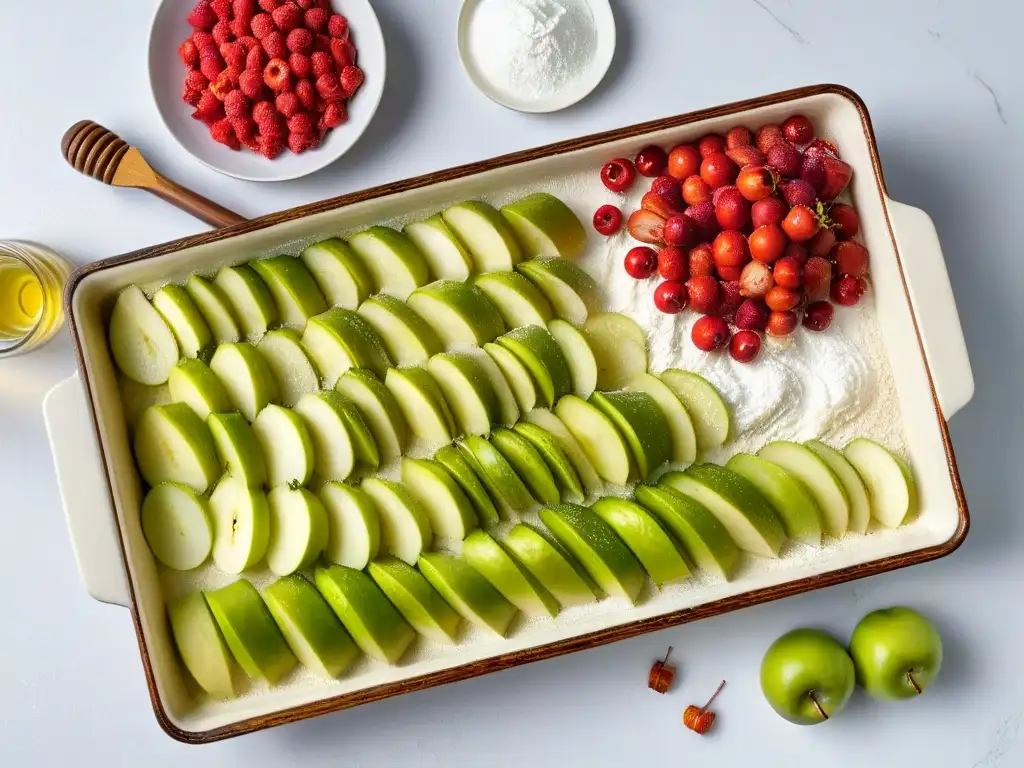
left=457, top=0, right=615, bottom=113
left=148, top=0, right=386, bottom=182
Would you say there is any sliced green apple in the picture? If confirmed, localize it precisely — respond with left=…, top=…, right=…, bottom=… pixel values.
left=318, top=480, right=380, bottom=569
left=300, top=238, right=372, bottom=310
left=462, top=530, right=559, bottom=618
left=726, top=453, right=823, bottom=547
left=473, top=271, right=553, bottom=328
left=401, top=457, right=477, bottom=540
left=459, top=435, right=533, bottom=512
left=108, top=285, right=179, bottom=385
left=523, top=408, right=603, bottom=497
left=512, top=422, right=584, bottom=502
left=251, top=255, right=327, bottom=326
left=118, top=374, right=172, bottom=437
left=844, top=439, right=917, bottom=529
left=490, top=427, right=560, bottom=506
left=256, top=328, right=320, bottom=407
left=427, top=352, right=498, bottom=436
left=553, top=395, right=631, bottom=486
left=368, top=557, right=462, bottom=644
left=333, top=392, right=379, bottom=469
left=185, top=274, right=240, bottom=344
left=497, top=325, right=572, bottom=407
left=659, top=370, right=730, bottom=451
left=502, top=524, right=597, bottom=608
left=134, top=403, right=220, bottom=493
left=252, top=404, right=314, bottom=488
left=404, top=215, right=474, bottom=281
left=357, top=294, right=442, bottom=366
left=628, top=373, right=698, bottom=466
left=516, top=257, right=600, bottom=327
left=500, top=192, right=587, bottom=261
left=583, top=312, right=648, bottom=391
left=465, top=347, right=519, bottom=426
left=168, top=358, right=232, bottom=420
left=590, top=390, right=671, bottom=481
left=152, top=284, right=212, bottom=359
left=209, top=477, right=270, bottom=573
left=548, top=319, right=597, bottom=400
left=348, top=226, right=430, bottom=300
left=207, top=411, right=267, bottom=489
left=336, top=369, right=406, bottom=461
left=406, top=280, right=506, bottom=347
left=418, top=552, right=518, bottom=636
left=590, top=497, right=690, bottom=587
left=361, top=477, right=433, bottom=565
left=266, top=485, right=328, bottom=575
left=759, top=441, right=850, bottom=539
left=433, top=444, right=500, bottom=527
left=209, top=342, right=280, bottom=422
left=483, top=341, right=537, bottom=413
left=292, top=391, right=355, bottom=481
left=442, top=201, right=522, bottom=272
left=301, top=307, right=392, bottom=386
left=141, top=482, right=212, bottom=571
left=213, top=264, right=278, bottom=338
left=385, top=366, right=456, bottom=444
left=167, top=591, right=239, bottom=699
left=807, top=439, right=871, bottom=535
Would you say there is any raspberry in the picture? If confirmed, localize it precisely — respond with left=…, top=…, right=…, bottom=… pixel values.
left=258, top=0, right=280, bottom=11
left=230, top=17, right=249, bottom=39
left=310, top=51, right=333, bottom=78
left=250, top=12, right=275, bottom=39
left=208, top=70, right=233, bottom=99
left=233, top=0, right=257, bottom=18
left=223, top=89, right=250, bottom=118
left=185, top=69, right=210, bottom=92
left=263, top=58, right=291, bottom=91
left=294, top=78, right=316, bottom=109
left=182, top=77, right=205, bottom=106
left=330, top=38, right=355, bottom=68
left=212, top=0, right=232, bottom=19
left=192, top=90, right=224, bottom=123
left=286, top=27, right=313, bottom=54
left=262, top=30, right=287, bottom=58
left=211, top=118, right=240, bottom=150
left=275, top=90, right=302, bottom=117
left=295, top=0, right=314, bottom=10
left=254, top=103, right=285, bottom=139
left=238, top=69, right=264, bottom=99
left=246, top=44, right=267, bottom=71
left=315, top=72, right=345, bottom=101
left=179, top=39, right=200, bottom=67
left=304, top=7, right=328, bottom=32
left=212, top=20, right=233, bottom=45
left=187, top=0, right=218, bottom=30
left=258, top=135, right=286, bottom=159
left=340, top=65, right=363, bottom=97
left=240, top=134, right=260, bottom=153
left=287, top=130, right=317, bottom=154
left=231, top=115, right=256, bottom=140
left=287, top=112, right=314, bottom=135
left=252, top=99, right=275, bottom=124
left=200, top=55, right=225, bottom=80
left=328, top=14, right=349, bottom=38
left=272, top=3, right=302, bottom=33
left=193, top=30, right=215, bottom=49
left=313, top=33, right=332, bottom=53
left=320, top=100, right=346, bottom=129
left=224, top=44, right=247, bottom=72
left=236, top=34, right=259, bottom=52
left=288, top=52, right=311, bottom=78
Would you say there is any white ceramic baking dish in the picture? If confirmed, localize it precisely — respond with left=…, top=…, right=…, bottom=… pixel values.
left=45, top=85, right=973, bottom=743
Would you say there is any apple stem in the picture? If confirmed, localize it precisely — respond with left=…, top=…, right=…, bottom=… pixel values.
left=809, top=692, right=829, bottom=721
left=700, top=680, right=727, bottom=714
left=908, top=670, right=922, bottom=695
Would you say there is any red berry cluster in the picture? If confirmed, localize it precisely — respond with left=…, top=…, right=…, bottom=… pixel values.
left=180, top=0, right=363, bottom=159
left=598, top=115, right=869, bottom=364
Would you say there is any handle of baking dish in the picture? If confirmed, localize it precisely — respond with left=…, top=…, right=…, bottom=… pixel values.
left=885, top=199, right=975, bottom=419
left=43, top=374, right=130, bottom=608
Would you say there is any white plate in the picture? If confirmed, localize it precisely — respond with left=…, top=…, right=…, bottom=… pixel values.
left=457, top=0, right=616, bottom=113
left=148, top=0, right=386, bottom=182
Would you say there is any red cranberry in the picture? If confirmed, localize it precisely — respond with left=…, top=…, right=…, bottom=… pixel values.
left=634, top=145, right=668, bottom=177
left=654, top=280, right=688, bottom=314
left=831, top=276, right=867, bottom=306
left=600, top=158, right=636, bottom=193
left=692, top=315, right=730, bottom=351
left=592, top=204, right=623, bottom=236
left=624, top=246, right=658, bottom=279
left=729, top=330, right=762, bottom=363
left=803, top=300, right=835, bottom=331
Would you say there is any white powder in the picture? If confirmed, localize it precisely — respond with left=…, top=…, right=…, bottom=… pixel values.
left=468, top=0, right=596, bottom=101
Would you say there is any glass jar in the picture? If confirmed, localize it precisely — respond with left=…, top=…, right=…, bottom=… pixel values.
left=0, top=240, right=74, bottom=358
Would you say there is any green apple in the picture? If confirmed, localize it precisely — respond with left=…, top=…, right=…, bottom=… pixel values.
left=433, top=444, right=500, bottom=527
left=252, top=404, right=314, bottom=488
left=152, top=284, right=212, bottom=359
left=496, top=325, right=572, bottom=408
left=539, top=503, right=646, bottom=602
left=301, top=307, right=392, bottom=385
left=849, top=607, right=942, bottom=699
left=361, top=477, right=433, bottom=565
left=547, top=319, right=597, bottom=400
left=427, top=352, right=498, bottom=435
left=633, top=484, right=739, bottom=579
left=512, top=422, right=584, bottom=502
left=473, top=271, right=553, bottom=328
left=319, top=481, right=379, bottom=569
left=209, top=342, right=280, bottom=422
left=441, top=200, right=522, bottom=272
left=185, top=274, right=240, bottom=344
left=806, top=440, right=871, bottom=535
left=209, top=477, right=270, bottom=573
left=490, top=427, right=559, bottom=506
left=844, top=439, right=917, bottom=529
left=590, top=497, right=690, bottom=587
left=368, top=557, right=462, bottom=644
left=628, top=373, right=697, bottom=466
left=418, top=551, right=518, bottom=636
left=401, top=457, right=477, bottom=540
left=516, top=257, right=600, bottom=327
left=314, top=564, right=417, bottom=664
left=462, top=530, right=560, bottom=618
left=300, top=238, right=372, bottom=309
left=465, top=347, right=519, bottom=426
left=266, top=485, right=328, bottom=575
left=502, top=524, right=597, bottom=608
left=167, top=591, right=239, bottom=699
left=500, top=192, right=587, bottom=261
left=583, top=313, right=648, bottom=391
left=336, top=369, right=406, bottom=461
left=207, top=411, right=267, bottom=488
left=384, top=366, right=456, bottom=444
left=118, top=374, right=172, bottom=437
left=333, top=392, right=379, bottom=469
left=406, top=280, right=506, bottom=347
left=251, top=255, right=328, bottom=326
left=658, top=369, right=730, bottom=451
left=264, top=574, right=360, bottom=678
left=348, top=226, right=430, bottom=300
left=523, top=408, right=603, bottom=497
left=404, top=215, right=474, bottom=281
left=204, top=579, right=297, bottom=685
left=168, top=359, right=232, bottom=420
left=256, top=328, right=320, bottom=407
left=293, top=391, right=356, bottom=481
left=760, top=628, right=856, bottom=725
left=458, top=435, right=533, bottom=513
left=759, top=441, right=850, bottom=539
left=590, top=390, right=671, bottom=481
left=554, top=395, right=631, bottom=485
left=108, top=285, right=179, bottom=385
left=213, top=264, right=278, bottom=338
left=661, top=465, right=785, bottom=558
left=357, top=294, right=442, bottom=366
left=726, top=453, right=823, bottom=547
left=141, top=483, right=212, bottom=571
left=483, top=342, right=537, bottom=413
left=134, top=403, right=220, bottom=493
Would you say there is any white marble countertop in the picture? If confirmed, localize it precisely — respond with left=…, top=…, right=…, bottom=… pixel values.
left=0, top=1, right=1018, bottom=765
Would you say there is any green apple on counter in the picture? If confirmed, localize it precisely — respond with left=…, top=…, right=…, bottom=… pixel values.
left=523, top=408, right=603, bottom=497
left=590, top=497, right=690, bottom=587
left=108, top=285, right=179, bottom=385
left=401, top=457, right=478, bottom=540
left=844, top=439, right=917, bottom=529
left=426, top=352, right=498, bottom=436
left=502, top=523, right=598, bottom=608
left=368, top=557, right=463, bottom=644
left=583, top=312, right=647, bottom=391
left=252, top=404, right=314, bottom=488
left=500, top=192, right=587, bottom=261
left=658, top=369, right=730, bottom=452
left=168, top=359, right=232, bottom=421
left=406, top=280, right=506, bottom=347
left=292, top=391, right=357, bottom=482
left=141, top=483, right=212, bottom=571
left=547, top=318, right=597, bottom=400
left=357, top=294, right=442, bottom=366
left=462, top=530, right=560, bottom=618
left=590, top=390, right=671, bottom=482
left=301, top=307, right=392, bottom=385
left=251, top=255, right=328, bottom=326
left=265, top=485, right=328, bottom=576
left=627, top=373, right=697, bottom=466
left=759, top=441, right=850, bottom=539
left=404, top=215, right=474, bottom=281
left=554, top=395, right=631, bottom=486
left=726, top=453, right=823, bottom=547
left=516, top=257, right=600, bottom=327
left=850, top=607, right=942, bottom=700
left=385, top=366, right=456, bottom=444
left=318, top=481, right=379, bottom=569
left=134, top=403, right=220, bottom=494
left=490, top=427, right=560, bottom=506
left=336, top=369, right=407, bottom=461
left=458, top=435, right=534, bottom=513
left=186, top=275, right=240, bottom=344
left=348, top=226, right=430, bottom=300
left=214, top=264, right=278, bottom=338
left=512, top=422, right=584, bottom=503
left=256, top=329, right=320, bottom=407
left=209, top=341, right=280, bottom=422
left=496, top=325, right=572, bottom=407
left=361, top=477, right=433, bottom=565
left=168, top=591, right=240, bottom=699
left=209, top=477, right=270, bottom=573
left=466, top=347, right=520, bottom=426
left=207, top=411, right=267, bottom=489
left=760, top=628, right=856, bottom=725
left=418, top=551, right=519, bottom=636
left=806, top=440, right=871, bottom=535
left=433, top=444, right=500, bottom=527
left=441, top=200, right=522, bottom=273
left=483, top=341, right=537, bottom=413
left=152, top=284, right=213, bottom=359
left=300, top=238, right=372, bottom=309
left=473, top=270, right=553, bottom=328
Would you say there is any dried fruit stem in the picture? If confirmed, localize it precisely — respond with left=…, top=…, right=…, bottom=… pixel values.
left=662, top=646, right=673, bottom=665
left=700, top=680, right=727, bottom=714
left=908, top=671, right=922, bottom=695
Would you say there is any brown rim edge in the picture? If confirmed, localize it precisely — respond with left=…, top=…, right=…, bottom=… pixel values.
left=63, top=83, right=969, bottom=745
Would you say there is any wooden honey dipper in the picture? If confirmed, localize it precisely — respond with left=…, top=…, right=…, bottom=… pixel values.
left=61, top=120, right=246, bottom=229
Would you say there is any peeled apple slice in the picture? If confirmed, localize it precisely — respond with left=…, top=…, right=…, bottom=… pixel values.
left=209, top=477, right=271, bottom=573
left=209, top=342, right=280, bottom=422
left=108, top=285, right=179, bottom=385
left=252, top=404, right=315, bottom=488
left=141, top=482, right=212, bottom=570
left=256, top=328, right=320, bottom=407
left=134, top=403, right=221, bottom=493
left=167, top=592, right=239, bottom=699
left=583, top=312, right=649, bottom=391
left=152, top=284, right=213, bottom=359
left=186, top=274, right=240, bottom=344
left=265, top=485, right=329, bottom=576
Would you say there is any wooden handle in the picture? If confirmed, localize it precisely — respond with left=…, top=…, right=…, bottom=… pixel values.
left=148, top=172, right=247, bottom=229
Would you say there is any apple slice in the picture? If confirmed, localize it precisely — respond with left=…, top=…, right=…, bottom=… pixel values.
left=462, top=530, right=560, bottom=618
left=385, top=366, right=456, bottom=444
left=368, top=557, right=462, bottom=644
left=759, top=441, right=850, bottom=539
left=108, top=285, right=179, bottom=385
left=134, top=403, right=220, bottom=493
left=441, top=201, right=522, bottom=272
left=264, top=574, right=360, bottom=678
left=807, top=440, right=871, bottom=534
left=152, top=284, right=212, bottom=359
left=300, top=238, right=372, bottom=309
left=167, top=592, right=239, bottom=699
left=433, top=444, right=500, bottom=527
left=427, top=352, right=498, bottom=436
left=406, top=280, right=506, bottom=347
left=336, top=369, right=406, bottom=461
left=314, top=564, right=417, bottom=663
left=458, top=435, right=534, bottom=512
left=168, top=359, right=232, bottom=420
left=553, top=395, right=631, bottom=485
left=401, top=457, right=477, bottom=540
left=583, top=312, right=648, bottom=391
left=266, top=485, right=328, bottom=575
left=118, top=374, right=172, bottom=437
left=628, top=373, right=698, bottom=466
left=204, top=579, right=297, bottom=685
left=502, top=524, right=597, bottom=607
left=500, top=192, right=587, bottom=260
left=319, top=481, right=380, bottom=569
left=590, top=497, right=690, bottom=587
left=209, top=477, right=270, bottom=572
left=512, top=422, right=584, bottom=502
left=207, top=412, right=267, bottom=488
left=186, top=274, right=240, bottom=344
left=473, top=271, right=553, bottom=328
left=465, top=347, right=519, bottom=426
left=357, top=294, right=442, bottom=366
left=523, top=408, right=603, bottom=496
left=209, top=342, right=280, bottom=422
left=302, top=307, right=392, bottom=385
left=633, top=484, right=740, bottom=579
left=590, top=390, right=671, bottom=481
left=252, top=404, right=314, bottom=488
left=418, top=552, right=518, bottom=636
left=661, top=465, right=785, bottom=558
left=404, top=215, right=474, bottom=281
left=726, top=453, right=823, bottom=547
left=539, top=503, right=646, bottom=602
left=659, top=370, right=730, bottom=452
left=497, top=325, right=572, bottom=407
left=547, top=319, right=597, bottom=400
left=292, top=391, right=355, bottom=481
left=490, top=427, right=560, bottom=506
left=483, top=341, right=537, bottom=413
left=141, top=482, right=212, bottom=570
left=516, top=257, right=600, bottom=326
left=361, top=477, right=433, bottom=565
left=256, top=328, right=320, bottom=407
left=844, top=439, right=917, bottom=529
left=213, top=264, right=278, bottom=338
left=348, top=226, right=430, bottom=300
left=251, top=255, right=328, bottom=326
